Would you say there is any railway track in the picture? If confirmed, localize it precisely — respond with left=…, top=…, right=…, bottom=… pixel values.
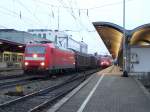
left=0, top=74, right=24, bottom=80
left=0, top=72, right=47, bottom=80
left=0, top=70, right=97, bottom=112
left=0, top=71, right=82, bottom=90
left=0, top=75, right=46, bottom=89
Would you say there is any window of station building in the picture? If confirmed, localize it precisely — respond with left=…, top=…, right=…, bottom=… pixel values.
left=4, top=54, right=10, bottom=62
left=17, top=55, right=23, bottom=62
left=12, top=54, right=17, bottom=62
left=33, top=34, right=37, bottom=37
left=38, top=33, right=42, bottom=38
left=0, top=53, right=3, bottom=62
left=43, top=33, right=46, bottom=38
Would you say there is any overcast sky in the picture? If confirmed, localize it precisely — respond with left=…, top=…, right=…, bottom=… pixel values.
left=0, top=0, right=150, bottom=54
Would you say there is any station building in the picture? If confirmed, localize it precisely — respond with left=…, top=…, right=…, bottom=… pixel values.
left=28, top=29, right=88, bottom=53
left=0, top=38, right=25, bottom=68
left=28, top=29, right=56, bottom=42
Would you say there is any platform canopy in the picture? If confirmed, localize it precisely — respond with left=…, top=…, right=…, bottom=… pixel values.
left=0, top=39, right=25, bottom=53
left=93, top=22, right=150, bottom=60
left=130, top=23, right=150, bottom=46
left=93, top=22, right=124, bottom=59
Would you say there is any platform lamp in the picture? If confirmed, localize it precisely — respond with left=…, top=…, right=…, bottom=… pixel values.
left=122, top=0, right=128, bottom=77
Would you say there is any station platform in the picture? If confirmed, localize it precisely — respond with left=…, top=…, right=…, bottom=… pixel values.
left=48, top=66, right=150, bottom=112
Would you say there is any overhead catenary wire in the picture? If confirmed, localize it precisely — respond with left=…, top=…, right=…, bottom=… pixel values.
left=57, top=0, right=84, bottom=40
left=57, top=0, right=80, bottom=29
left=59, top=0, right=95, bottom=35
left=57, top=0, right=98, bottom=44
left=15, top=0, right=43, bottom=26
left=0, top=0, right=44, bottom=26
left=0, top=24, right=9, bottom=29
left=23, top=0, right=134, bottom=32
left=0, top=0, right=134, bottom=31
left=57, top=0, right=102, bottom=49
left=31, top=0, right=133, bottom=10
left=87, top=0, right=131, bottom=10
left=0, top=5, right=40, bottom=27
left=71, top=0, right=89, bottom=39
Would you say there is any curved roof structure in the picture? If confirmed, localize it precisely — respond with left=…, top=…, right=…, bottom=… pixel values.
left=130, top=23, right=150, bottom=46
left=93, top=22, right=124, bottom=59
left=93, top=22, right=150, bottom=60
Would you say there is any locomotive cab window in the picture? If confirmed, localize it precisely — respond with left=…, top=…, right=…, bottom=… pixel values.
left=26, top=46, right=46, bottom=54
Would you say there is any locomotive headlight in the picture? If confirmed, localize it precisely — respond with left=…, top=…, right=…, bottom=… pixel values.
left=33, top=54, right=37, bottom=58
left=101, top=62, right=104, bottom=65
left=105, top=62, right=109, bottom=65
left=25, top=62, right=29, bottom=66
left=40, top=62, right=45, bottom=66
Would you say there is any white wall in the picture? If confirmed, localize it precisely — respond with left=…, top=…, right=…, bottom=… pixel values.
left=130, top=47, right=150, bottom=72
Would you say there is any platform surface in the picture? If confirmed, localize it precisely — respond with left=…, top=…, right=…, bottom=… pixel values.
left=48, top=66, right=150, bottom=112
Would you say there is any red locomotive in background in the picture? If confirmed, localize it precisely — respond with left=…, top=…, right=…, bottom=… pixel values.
left=99, top=56, right=112, bottom=69
left=23, top=42, right=99, bottom=74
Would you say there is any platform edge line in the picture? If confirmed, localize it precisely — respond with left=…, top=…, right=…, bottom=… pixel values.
left=47, top=73, right=97, bottom=112
left=76, top=74, right=104, bottom=112
left=134, top=77, right=150, bottom=100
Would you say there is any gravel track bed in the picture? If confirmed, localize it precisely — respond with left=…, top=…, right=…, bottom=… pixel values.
left=0, top=74, right=76, bottom=104
left=0, top=70, right=23, bottom=78
left=0, top=74, right=83, bottom=112
left=0, top=75, right=36, bottom=84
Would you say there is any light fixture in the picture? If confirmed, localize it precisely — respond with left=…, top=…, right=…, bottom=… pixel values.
left=18, top=45, right=23, bottom=48
left=40, top=62, right=45, bottom=66
left=33, top=54, right=37, bottom=58
left=25, top=62, right=29, bottom=66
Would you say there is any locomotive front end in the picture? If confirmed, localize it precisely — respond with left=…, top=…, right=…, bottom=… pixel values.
left=24, top=45, right=48, bottom=72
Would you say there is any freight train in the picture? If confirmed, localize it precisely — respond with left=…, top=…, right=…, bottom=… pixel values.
left=23, top=42, right=99, bottom=74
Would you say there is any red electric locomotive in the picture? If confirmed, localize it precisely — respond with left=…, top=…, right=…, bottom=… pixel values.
left=100, top=57, right=112, bottom=69
left=24, top=42, right=75, bottom=73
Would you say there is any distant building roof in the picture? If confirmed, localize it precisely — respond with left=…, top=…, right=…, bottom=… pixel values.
left=28, top=29, right=53, bottom=32
left=0, top=29, right=17, bottom=32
